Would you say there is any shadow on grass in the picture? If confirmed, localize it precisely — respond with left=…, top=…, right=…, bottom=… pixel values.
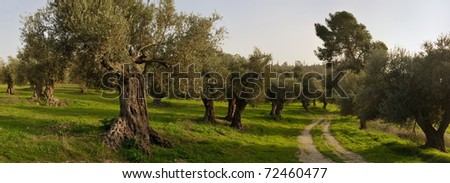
left=12, top=105, right=117, bottom=119
left=356, top=142, right=450, bottom=163
left=0, top=115, right=101, bottom=137
left=245, top=123, right=303, bottom=137
left=126, top=138, right=299, bottom=163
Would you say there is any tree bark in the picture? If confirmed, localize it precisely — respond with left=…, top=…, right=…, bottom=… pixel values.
left=153, top=98, right=162, bottom=104
left=105, top=74, right=153, bottom=155
left=44, top=80, right=60, bottom=106
left=269, top=100, right=277, bottom=116
left=301, top=98, right=310, bottom=112
left=32, top=84, right=43, bottom=100
left=274, top=100, right=284, bottom=119
left=359, top=119, right=367, bottom=130
left=231, top=98, right=247, bottom=130
left=6, top=84, right=14, bottom=95
left=80, top=87, right=87, bottom=94
left=416, top=110, right=449, bottom=152
left=201, top=96, right=216, bottom=123
left=225, top=98, right=236, bottom=121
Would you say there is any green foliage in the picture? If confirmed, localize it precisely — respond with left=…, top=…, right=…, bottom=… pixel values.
left=235, top=48, right=272, bottom=102
left=355, top=47, right=389, bottom=122
left=352, top=34, right=450, bottom=151
left=1, top=57, right=21, bottom=87
left=21, top=0, right=225, bottom=91
left=315, top=11, right=372, bottom=73
left=336, top=72, right=361, bottom=115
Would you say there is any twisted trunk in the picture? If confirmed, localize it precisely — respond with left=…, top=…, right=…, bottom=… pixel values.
left=231, top=98, right=248, bottom=130
left=359, top=120, right=367, bottom=130
left=202, top=96, right=216, bottom=123
left=32, top=84, right=43, bottom=100
left=269, top=100, right=277, bottom=116
left=105, top=75, right=153, bottom=154
left=416, top=108, right=450, bottom=152
left=274, top=100, right=284, bottom=119
left=44, top=80, right=60, bottom=106
left=419, top=122, right=446, bottom=152
left=301, top=98, right=310, bottom=112
left=6, top=84, right=14, bottom=95
left=225, top=98, right=236, bottom=121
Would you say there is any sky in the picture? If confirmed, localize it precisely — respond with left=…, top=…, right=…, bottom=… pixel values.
left=1, top=0, right=449, bottom=65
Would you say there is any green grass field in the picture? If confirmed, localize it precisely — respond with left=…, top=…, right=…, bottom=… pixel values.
left=1, top=84, right=450, bottom=162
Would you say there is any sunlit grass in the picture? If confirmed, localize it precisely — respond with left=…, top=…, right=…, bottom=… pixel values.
left=330, top=116, right=450, bottom=162
left=311, top=124, right=344, bottom=163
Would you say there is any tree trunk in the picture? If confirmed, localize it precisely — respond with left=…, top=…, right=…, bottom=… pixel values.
left=359, top=119, right=367, bottom=130
left=417, top=113, right=447, bottom=152
left=225, top=98, right=236, bottom=121
left=274, top=100, right=284, bottom=119
left=301, top=98, right=310, bottom=112
left=201, top=96, right=216, bottom=123
left=105, top=75, right=153, bottom=155
left=322, top=97, right=328, bottom=109
left=44, top=81, right=60, bottom=106
left=312, top=99, right=316, bottom=106
left=6, top=84, right=14, bottom=95
left=153, top=98, right=162, bottom=104
left=423, top=130, right=445, bottom=152
left=80, top=87, right=87, bottom=94
left=32, top=84, right=43, bottom=100
left=269, top=100, right=277, bottom=116
left=231, top=98, right=247, bottom=130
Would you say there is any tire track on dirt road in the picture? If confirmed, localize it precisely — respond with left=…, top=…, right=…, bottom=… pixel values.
left=321, top=120, right=366, bottom=163
left=298, top=119, right=333, bottom=163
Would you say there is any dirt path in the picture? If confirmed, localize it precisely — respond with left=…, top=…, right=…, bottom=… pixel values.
left=321, top=120, right=366, bottom=163
left=298, top=119, right=333, bottom=163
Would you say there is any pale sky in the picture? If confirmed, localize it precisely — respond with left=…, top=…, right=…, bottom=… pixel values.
left=1, top=0, right=449, bottom=65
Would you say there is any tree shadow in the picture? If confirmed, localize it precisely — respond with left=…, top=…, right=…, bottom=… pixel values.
left=148, top=138, right=299, bottom=163
left=245, top=123, right=303, bottom=137
left=12, top=105, right=117, bottom=119
left=0, top=115, right=100, bottom=137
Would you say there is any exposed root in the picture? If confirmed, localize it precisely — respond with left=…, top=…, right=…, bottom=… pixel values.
left=105, top=117, right=152, bottom=155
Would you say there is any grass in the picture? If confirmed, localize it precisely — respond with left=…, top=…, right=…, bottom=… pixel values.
left=0, top=84, right=318, bottom=162
left=1, top=84, right=450, bottom=162
left=329, top=115, right=450, bottom=163
left=311, top=124, right=344, bottom=163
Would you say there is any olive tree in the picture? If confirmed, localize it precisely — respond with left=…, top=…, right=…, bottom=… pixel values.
left=227, top=48, right=272, bottom=129
left=354, top=45, right=389, bottom=129
left=381, top=35, right=450, bottom=152
left=20, top=8, right=69, bottom=105
left=21, top=0, right=223, bottom=154
left=358, top=34, right=450, bottom=151
left=2, top=57, right=21, bottom=95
